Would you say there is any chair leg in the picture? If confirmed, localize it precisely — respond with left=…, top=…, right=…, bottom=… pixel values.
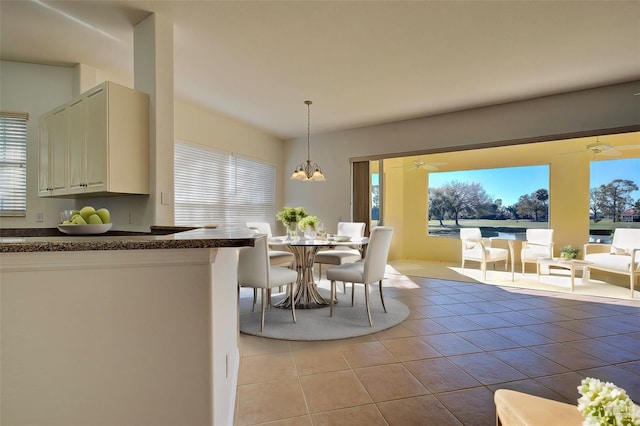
left=260, top=288, right=266, bottom=332
left=378, top=280, right=387, bottom=313
left=365, top=283, right=373, bottom=326
left=318, top=264, right=322, bottom=280
left=351, top=282, right=355, bottom=306
left=252, top=288, right=257, bottom=312
left=289, top=282, right=296, bottom=323
left=330, top=280, right=336, bottom=317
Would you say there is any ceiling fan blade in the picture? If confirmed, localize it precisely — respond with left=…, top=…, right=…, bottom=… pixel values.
left=420, top=164, right=439, bottom=171
left=616, top=144, right=640, bottom=151
left=600, top=149, right=622, bottom=157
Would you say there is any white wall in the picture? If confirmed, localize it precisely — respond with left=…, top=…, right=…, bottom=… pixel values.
left=0, top=60, right=285, bottom=231
left=0, top=61, right=76, bottom=228
left=284, top=81, right=640, bottom=234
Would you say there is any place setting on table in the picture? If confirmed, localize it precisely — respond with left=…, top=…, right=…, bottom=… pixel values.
left=237, top=207, right=408, bottom=341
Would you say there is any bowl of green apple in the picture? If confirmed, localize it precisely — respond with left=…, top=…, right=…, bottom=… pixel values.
left=58, top=206, right=112, bottom=235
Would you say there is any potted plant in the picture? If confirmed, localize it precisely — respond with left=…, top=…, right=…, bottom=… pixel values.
left=560, top=245, right=580, bottom=260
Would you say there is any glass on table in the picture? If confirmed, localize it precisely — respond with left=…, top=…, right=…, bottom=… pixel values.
left=316, top=222, right=327, bottom=240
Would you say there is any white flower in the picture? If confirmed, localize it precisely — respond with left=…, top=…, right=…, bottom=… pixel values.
left=577, top=377, right=640, bottom=426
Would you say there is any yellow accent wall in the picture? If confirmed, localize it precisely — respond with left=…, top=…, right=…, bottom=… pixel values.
left=383, top=132, right=639, bottom=264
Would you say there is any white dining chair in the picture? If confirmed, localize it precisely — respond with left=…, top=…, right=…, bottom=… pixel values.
left=238, top=235, right=299, bottom=332
left=314, top=222, right=366, bottom=283
left=246, top=222, right=295, bottom=268
left=460, top=227, right=509, bottom=281
left=520, top=229, right=554, bottom=274
left=326, top=226, right=393, bottom=327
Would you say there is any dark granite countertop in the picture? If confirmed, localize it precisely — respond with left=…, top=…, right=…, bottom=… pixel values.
left=0, top=227, right=259, bottom=253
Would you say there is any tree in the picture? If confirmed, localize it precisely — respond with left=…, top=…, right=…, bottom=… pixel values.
left=601, top=179, right=638, bottom=222
left=441, top=180, right=493, bottom=226
left=428, top=187, right=447, bottom=226
left=590, top=187, right=607, bottom=222
left=534, top=189, right=549, bottom=220
left=515, top=189, right=549, bottom=221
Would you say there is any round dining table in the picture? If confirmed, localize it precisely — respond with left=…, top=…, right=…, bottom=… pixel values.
left=268, top=236, right=368, bottom=309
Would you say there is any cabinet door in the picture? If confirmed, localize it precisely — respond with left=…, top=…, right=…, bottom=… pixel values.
left=67, top=98, right=85, bottom=193
left=84, top=85, right=107, bottom=192
left=38, top=106, right=68, bottom=197
left=85, top=86, right=109, bottom=192
left=49, top=107, right=68, bottom=195
left=38, top=116, right=51, bottom=197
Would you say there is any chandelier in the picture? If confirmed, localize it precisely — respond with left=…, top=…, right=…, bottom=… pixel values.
left=290, top=100, right=326, bottom=181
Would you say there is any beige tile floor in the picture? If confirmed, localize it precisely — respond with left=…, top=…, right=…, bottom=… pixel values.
left=234, top=270, right=640, bottom=426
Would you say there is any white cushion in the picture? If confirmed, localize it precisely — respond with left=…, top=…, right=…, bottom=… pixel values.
left=611, top=245, right=630, bottom=256
left=585, top=253, right=636, bottom=272
left=521, top=246, right=552, bottom=261
left=611, top=228, right=640, bottom=252
left=464, top=247, right=508, bottom=261
left=326, top=260, right=365, bottom=283
left=315, top=249, right=361, bottom=266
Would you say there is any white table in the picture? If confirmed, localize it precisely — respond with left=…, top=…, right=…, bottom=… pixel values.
left=268, top=237, right=368, bottom=309
left=537, top=257, right=591, bottom=291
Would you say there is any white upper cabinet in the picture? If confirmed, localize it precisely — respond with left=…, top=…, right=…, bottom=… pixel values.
left=39, top=81, right=149, bottom=198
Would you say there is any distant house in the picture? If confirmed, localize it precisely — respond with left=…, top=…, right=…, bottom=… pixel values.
left=621, top=208, right=640, bottom=222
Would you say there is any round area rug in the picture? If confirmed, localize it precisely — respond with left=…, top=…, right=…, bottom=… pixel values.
left=239, top=284, right=409, bottom=341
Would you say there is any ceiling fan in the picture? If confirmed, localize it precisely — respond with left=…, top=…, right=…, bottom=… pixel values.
left=409, top=160, right=447, bottom=171
left=585, top=139, right=640, bottom=157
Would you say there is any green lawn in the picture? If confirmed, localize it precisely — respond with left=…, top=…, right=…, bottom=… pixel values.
left=428, top=218, right=639, bottom=238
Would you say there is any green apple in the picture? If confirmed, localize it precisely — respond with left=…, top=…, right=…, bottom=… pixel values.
left=95, top=208, right=110, bottom=224
left=79, top=206, right=96, bottom=221
left=72, top=215, right=87, bottom=225
left=87, top=213, right=103, bottom=224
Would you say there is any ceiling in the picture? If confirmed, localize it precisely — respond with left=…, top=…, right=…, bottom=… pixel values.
left=1, top=0, right=639, bottom=139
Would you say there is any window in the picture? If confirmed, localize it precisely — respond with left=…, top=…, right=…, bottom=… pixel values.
left=0, top=111, right=28, bottom=216
left=589, top=157, right=640, bottom=242
left=428, top=164, right=550, bottom=239
left=174, top=141, right=276, bottom=227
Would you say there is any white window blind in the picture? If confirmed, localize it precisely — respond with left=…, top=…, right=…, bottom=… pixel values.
left=0, top=111, right=28, bottom=216
left=174, top=141, right=276, bottom=227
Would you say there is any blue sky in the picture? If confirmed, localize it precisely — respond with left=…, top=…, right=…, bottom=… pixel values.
left=591, top=158, right=640, bottom=197
left=423, top=158, right=640, bottom=207
left=428, top=165, right=549, bottom=206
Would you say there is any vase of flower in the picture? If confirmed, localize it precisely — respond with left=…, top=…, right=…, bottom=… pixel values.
left=298, top=215, right=320, bottom=240
left=304, top=227, right=317, bottom=240
left=286, top=222, right=299, bottom=242
left=277, top=207, right=308, bottom=241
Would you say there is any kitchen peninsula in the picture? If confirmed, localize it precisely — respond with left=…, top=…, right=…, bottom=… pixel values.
left=1, top=227, right=255, bottom=426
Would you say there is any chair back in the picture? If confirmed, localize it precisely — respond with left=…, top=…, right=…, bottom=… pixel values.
left=460, top=228, right=482, bottom=241
left=246, top=222, right=273, bottom=237
left=363, top=226, right=394, bottom=283
left=238, top=235, right=270, bottom=288
left=337, top=222, right=366, bottom=238
left=611, top=228, right=640, bottom=253
left=525, top=229, right=553, bottom=245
